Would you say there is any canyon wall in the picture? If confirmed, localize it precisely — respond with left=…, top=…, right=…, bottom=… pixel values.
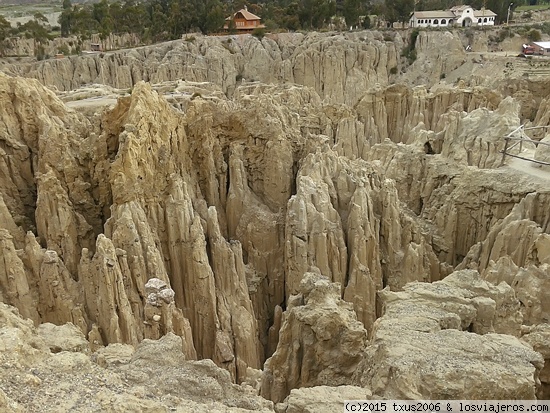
left=1, top=29, right=550, bottom=405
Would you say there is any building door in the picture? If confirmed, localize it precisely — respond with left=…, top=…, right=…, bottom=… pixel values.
left=462, top=17, right=472, bottom=27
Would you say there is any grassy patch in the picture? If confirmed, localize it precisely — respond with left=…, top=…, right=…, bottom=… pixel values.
left=516, top=4, right=550, bottom=11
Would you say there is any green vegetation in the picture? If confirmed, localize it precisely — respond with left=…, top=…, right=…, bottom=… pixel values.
left=516, top=4, right=550, bottom=11
left=54, top=0, right=376, bottom=41
left=401, top=28, right=419, bottom=64
left=527, top=28, right=542, bottom=41
left=527, top=21, right=550, bottom=36
left=57, top=43, right=70, bottom=55
left=252, top=27, right=265, bottom=39
left=3, top=0, right=536, bottom=60
left=384, top=0, right=414, bottom=25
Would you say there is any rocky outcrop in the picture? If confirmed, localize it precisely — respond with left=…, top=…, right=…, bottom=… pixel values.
left=36, top=322, right=90, bottom=354
left=402, top=30, right=466, bottom=86
left=0, top=302, right=274, bottom=412
left=276, top=386, right=373, bottom=413
left=522, top=324, right=550, bottom=399
left=261, top=273, right=368, bottom=404
left=481, top=258, right=550, bottom=327
left=1, top=39, right=550, bottom=403
left=354, top=82, right=503, bottom=146
left=459, top=192, right=550, bottom=273
left=2, top=33, right=142, bottom=58
left=354, top=270, right=543, bottom=399
left=363, top=95, right=549, bottom=269
left=285, top=148, right=442, bottom=330
left=533, top=134, right=550, bottom=171
left=5, top=31, right=400, bottom=105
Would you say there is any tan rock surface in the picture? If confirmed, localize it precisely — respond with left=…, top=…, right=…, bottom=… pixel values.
left=354, top=270, right=543, bottom=399
left=276, top=385, right=373, bottom=413
left=37, top=322, right=90, bottom=354
left=5, top=31, right=402, bottom=106
left=522, top=324, right=550, bottom=399
left=1, top=26, right=550, bottom=405
left=0, top=302, right=274, bottom=413
left=261, top=273, right=368, bottom=403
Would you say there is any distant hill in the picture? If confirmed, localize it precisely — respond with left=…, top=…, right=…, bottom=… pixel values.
left=0, top=0, right=55, bottom=4
left=0, top=0, right=93, bottom=5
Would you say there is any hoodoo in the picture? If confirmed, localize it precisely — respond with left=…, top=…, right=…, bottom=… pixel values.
left=0, top=22, right=550, bottom=411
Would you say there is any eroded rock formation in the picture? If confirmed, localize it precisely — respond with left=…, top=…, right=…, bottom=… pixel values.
left=355, top=270, right=543, bottom=399
left=1, top=27, right=550, bottom=407
left=0, top=302, right=273, bottom=412
left=261, top=273, right=368, bottom=403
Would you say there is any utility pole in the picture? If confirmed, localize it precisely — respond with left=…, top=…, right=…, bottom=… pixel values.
left=506, top=2, right=513, bottom=26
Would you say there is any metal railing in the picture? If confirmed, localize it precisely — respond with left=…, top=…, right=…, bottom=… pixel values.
left=500, top=124, right=550, bottom=167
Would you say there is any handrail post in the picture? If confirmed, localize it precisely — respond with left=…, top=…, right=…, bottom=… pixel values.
left=519, top=137, right=523, bottom=153
left=501, top=137, right=509, bottom=166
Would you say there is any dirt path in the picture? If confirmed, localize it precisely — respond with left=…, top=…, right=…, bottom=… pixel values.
left=505, top=147, right=550, bottom=183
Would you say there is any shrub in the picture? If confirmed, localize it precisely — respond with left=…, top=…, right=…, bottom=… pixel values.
left=35, top=45, right=46, bottom=61
left=58, top=44, right=70, bottom=55
left=185, top=36, right=196, bottom=42
left=527, top=28, right=542, bottom=42
left=390, top=66, right=398, bottom=74
left=264, top=19, right=279, bottom=31
left=464, top=27, right=475, bottom=44
left=252, top=27, right=265, bottom=40
left=515, top=26, right=528, bottom=36
left=496, top=28, right=510, bottom=42
left=362, top=15, right=371, bottom=29
left=401, top=29, right=419, bottom=65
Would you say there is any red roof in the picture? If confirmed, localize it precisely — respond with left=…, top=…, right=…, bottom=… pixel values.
left=225, top=8, right=261, bottom=21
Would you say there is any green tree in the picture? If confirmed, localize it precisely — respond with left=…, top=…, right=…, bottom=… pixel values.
left=527, top=28, right=542, bottom=41
left=343, top=0, right=366, bottom=27
left=362, top=14, right=371, bottom=29
left=0, top=15, right=10, bottom=56
left=149, top=2, right=169, bottom=40
left=92, top=0, right=115, bottom=43
left=204, top=0, right=225, bottom=33
left=484, top=0, right=514, bottom=23
left=298, top=0, right=336, bottom=29
left=17, top=16, right=51, bottom=59
left=0, top=15, right=10, bottom=42
left=384, top=0, right=414, bottom=25
left=228, top=17, right=237, bottom=34
left=59, top=0, right=73, bottom=36
left=72, top=6, right=99, bottom=39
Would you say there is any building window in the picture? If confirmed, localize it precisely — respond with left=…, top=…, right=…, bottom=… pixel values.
left=441, top=19, right=446, bottom=24
left=484, top=18, right=487, bottom=22
left=434, top=19, right=439, bottom=24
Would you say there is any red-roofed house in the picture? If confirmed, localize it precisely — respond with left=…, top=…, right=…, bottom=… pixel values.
left=224, top=6, right=265, bottom=33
